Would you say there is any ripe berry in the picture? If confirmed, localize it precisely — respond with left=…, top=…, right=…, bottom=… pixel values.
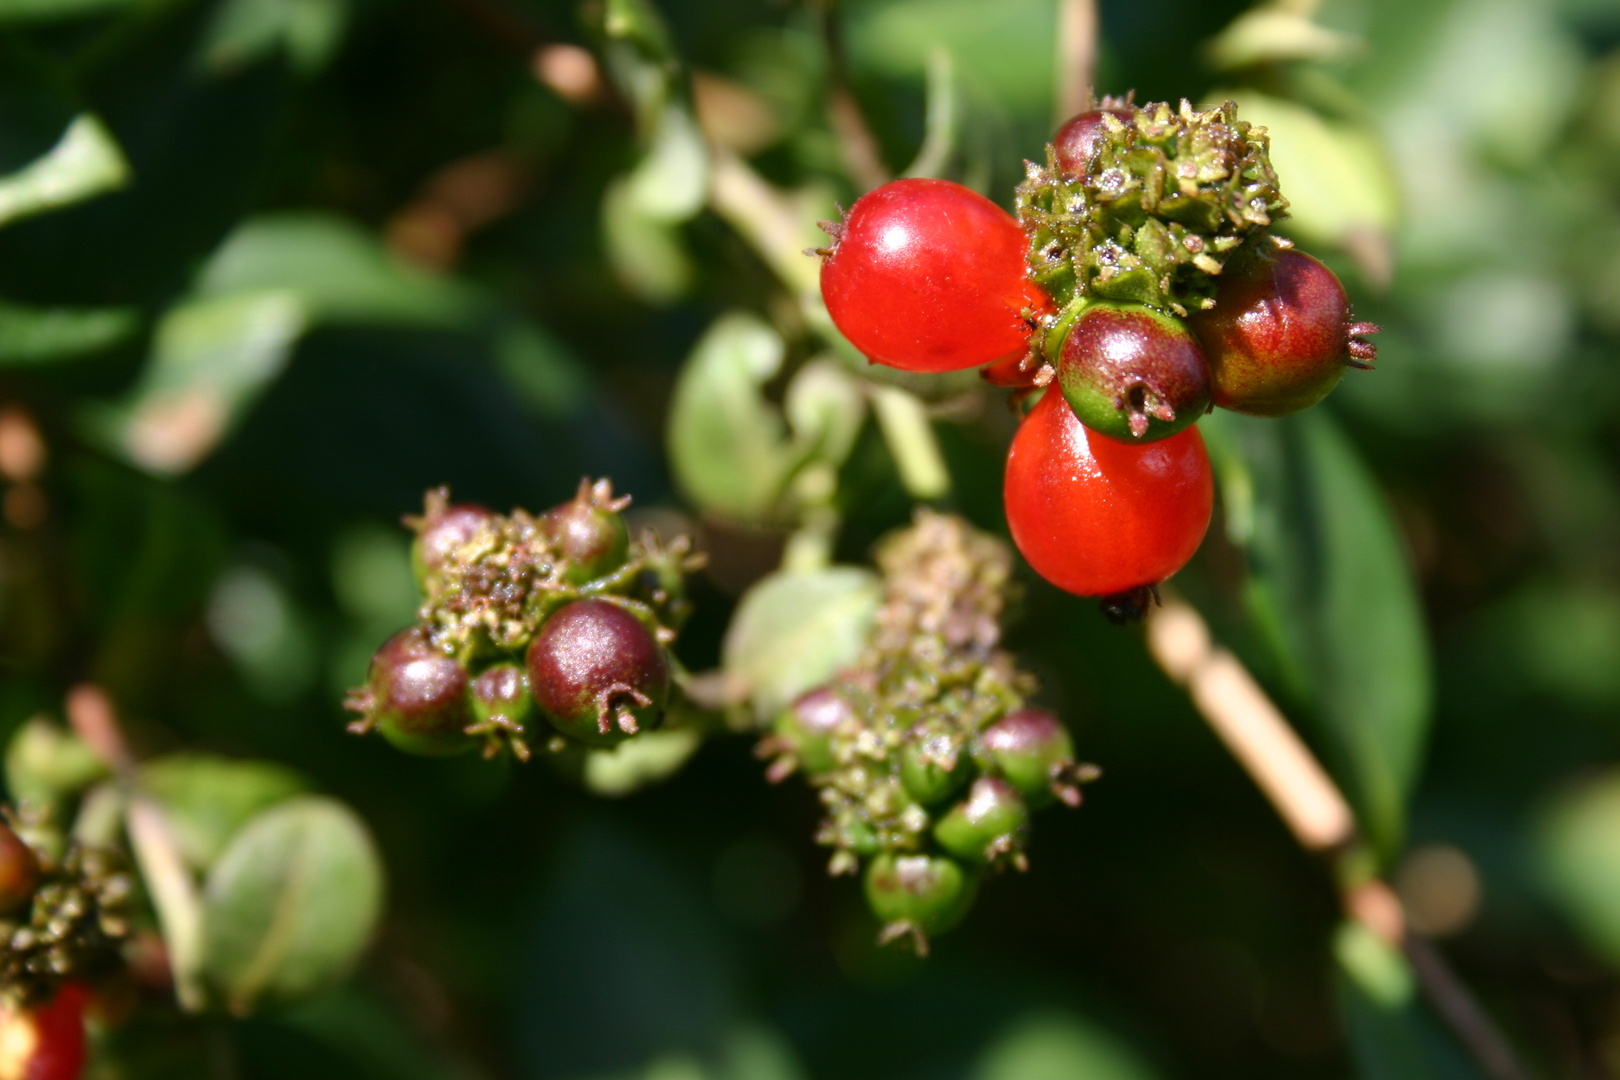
left=863, top=853, right=976, bottom=948
left=0, top=821, right=39, bottom=915
left=469, top=662, right=536, bottom=758
left=1056, top=302, right=1211, bottom=442
left=526, top=599, right=669, bottom=746
left=1052, top=105, right=1136, bottom=177
left=772, top=688, right=853, bottom=777
left=410, top=490, right=492, bottom=588
left=1003, top=388, right=1213, bottom=601
left=983, top=708, right=1078, bottom=808
left=933, top=777, right=1029, bottom=866
left=1189, top=248, right=1380, bottom=417
left=818, top=178, right=1049, bottom=373
left=543, top=481, right=630, bottom=585
left=348, top=629, right=475, bottom=756
left=0, top=982, right=88, bottom=1080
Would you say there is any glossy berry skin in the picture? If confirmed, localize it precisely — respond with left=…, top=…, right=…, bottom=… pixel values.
left=0, top=982, right=88, bottom=1080
left=362, top=630, right=475, bottom=756
left=412, top=500, right=492, bottom=587
left=863, top=853, right=976, bottom=938
left=1057, top=302, right=1212, bottom=443
left=820, top=178, right=1048, bottom=373
left=0, top=822, right=39, bottom=916
left=1189, top=249, right=1375, bottom=417
left=933, top=777, right=1029, bottom=863
left=1004, top=389, right=1213, bottom=597
left=544, top=500, right=629, bottom=586
left=983, top=708, right=1074, bottom=807
left=1052, top=106, right=1136, bottom=177
left=773, top=688, right=853, bottom=775
left=471, top=663, right=534, bottom=732
left=527, top=599, right=669, bottom=746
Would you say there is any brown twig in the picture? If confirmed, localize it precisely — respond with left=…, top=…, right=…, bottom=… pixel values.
left=1145, top=598, right=1536, bottom=1080
left=1053, top=0, right=1098, bottom=126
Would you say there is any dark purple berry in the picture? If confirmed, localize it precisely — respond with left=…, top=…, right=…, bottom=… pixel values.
left=544, top=479, right=631, bottom=585
left=1052, top=105, right=1136, bottom=177
left=410, top=488, right=493, bottom=588
left=347, top=629, right=475, bottom=756
left=0, top=821, right=39, bottom=915
left=933, top=776, right=1029, bottom=866
left=469, top=662, right=536, bottom=760
left=1189, top=248, right=1380, bottom=417
left=983, top=708, right=1088, bottom=807
left=526, top=599, right=669, bottom=746
left=771, top=688, right=853, bottom=778
left=1057, top=301, right=1212, bottom=442
left=863, top=853, right=976, bottom=952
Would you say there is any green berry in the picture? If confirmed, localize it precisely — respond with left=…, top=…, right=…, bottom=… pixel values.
left=773, top=688, right=853, bottom=776
left=1056, top=301, right=1211, bottom=443
left=933, top=777, right=1029, bottom=865
left=526, top=599, right=669, bottom=746
left=982, top=708, right=1076, bottom=807
left=899, top=721, right=968, bottom=806
left=863, top=853, right=977, bottom=948
left=348, top=629, right=476, bottom=756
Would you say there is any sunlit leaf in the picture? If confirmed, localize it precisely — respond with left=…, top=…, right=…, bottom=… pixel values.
left=722, top=567, right=881, bottom=716
left=0, top=301, right=138, bottom=365
left=1538, top=769, right=1620, bottom=967
left=0, top=115, right=129, bottom=229
left=846, top=0, right=1054, bottom=114
left=583, top=729, right=705, bottom=797
left=603, top=176, right=695, bottom=304
left=972, top=1009, right=1159, bottom=1080
left=198, top=0, right=350, bottom=76
left=139, top=754, right=307, bottom=871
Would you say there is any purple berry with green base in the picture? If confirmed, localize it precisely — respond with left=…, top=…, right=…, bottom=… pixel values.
left=544, top=479, right=631, bottom=585
left=527, top=599, right=669, bottom=746
left=982, top=707, right=1089, bottom=807
left=1056, top=301, right=1212, bottom=443
left=769, top=688, right=853, bottom=779
left=346, top=629, right=475, bottom=756
left=409, top=489, right=492, bottom=589
left=1052, top=103, right=1136, bottom=178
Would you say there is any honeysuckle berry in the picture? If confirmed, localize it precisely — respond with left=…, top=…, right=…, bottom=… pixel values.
left=468, top=663, right=536, bottom=760
left=0, top=981, right=88, bottom=1080
left=1051, top=101, right=1136, bottom=177
left=983, top=708, right=1090, bottom=808
left=1056, top=301, right=1212, bottom=442
left=817, top=178, right=1051, bottom=373
left=1004, top=389, right=1213, bottom=604
left=768, top=688, right=854, bottom=780
left=0, top=821, right=39, bottom=916
left=864, top=852, right=977, bottom=953
left=543, top=478, right=631, bottom=585
left=527, top=599, right=669, bottom=746
left=1189, top=247, right=1380, bottom=416
left=409, top=488, right=493, bottom=590
left=899, top=721, right=969, bottom=806
left=345, top=629, right=476, bottom=757
left=933, top=775, right=1030, bottom=869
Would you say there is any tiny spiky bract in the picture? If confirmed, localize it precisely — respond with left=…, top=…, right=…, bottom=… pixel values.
left=1017, top=99, right=1287, bottom=318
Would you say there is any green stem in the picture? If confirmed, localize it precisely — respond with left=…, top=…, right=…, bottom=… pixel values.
left=870, top=386, right=950, bottom=501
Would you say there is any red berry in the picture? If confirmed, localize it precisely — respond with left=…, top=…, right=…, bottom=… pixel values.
left=526, top=599, right=669, bottom=746
left=819, top=178, right=1049, bottom=373
left=0, top=821, right=39, bottom=916
left=1189, top=248, right=1380, bottom=417
left=1003, top=389, right=1213, bottom=599
left=0, top=982, right=88, bottom=1080
left=349, top=629, right=475, bottom=756
left=1052, top=106, right=1136, bottom=177
left=1056, top=302, right=1211, bottom=443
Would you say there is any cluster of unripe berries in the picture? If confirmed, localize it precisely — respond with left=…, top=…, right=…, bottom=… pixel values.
left=760, top=513, right=1094, bottom=950
left=818, top=97, right=1379, bottom=617
left=346, top=481, right=699, bottom=760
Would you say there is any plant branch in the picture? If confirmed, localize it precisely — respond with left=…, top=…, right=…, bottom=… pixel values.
left=1144, top=599, right=1536, bottom=1080
left=1054, top=0, right=1098, bottom=127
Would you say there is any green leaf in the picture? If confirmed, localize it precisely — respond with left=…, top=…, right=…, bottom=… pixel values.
left=784, top=357, right=866, bottom=471
left=0, top=301, right=138, bottom=365
left=200, top=795, right=384, bottom=1014
left=846, top=0, right=1054, bottom=115
left=1334, top=922, right=1485, bottom=1080
left=139, top=754, right=308, bottom=871
left=493, top=320, right=589, bottom=419
left=1206, top=10, right=1363, bottom=70
left=667, top=313, right=796, bottom=523
left=1537, top=768, right=1620, bottom=967
left=582, top=729, right=705, bottom=797
left=623, top=102, right=709, bottom=222
left=603, top=176, right=695, bottom=305
left=4, top=717, right=108, bottom=811
left=0, top=114, right=130, bottom=229
left=722, top=567, right=881, bottom=717
left=197, top=0, right=350, bottom=76
left=1202, top=409, right=1432, bottom=855
left=973, top=1009, right=1160, bottom=1080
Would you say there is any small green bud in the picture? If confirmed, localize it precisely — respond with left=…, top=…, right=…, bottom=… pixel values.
left=933, top=777, right=1029, bottom=866
left=863, top=853, right=976, bottom=953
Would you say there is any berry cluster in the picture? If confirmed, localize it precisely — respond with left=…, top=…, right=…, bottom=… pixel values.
left=346, top=481, right=702, bottom=759
left=818, top=97, right=1379, bottom=614
left=759, top=512, right=1094, bottom=951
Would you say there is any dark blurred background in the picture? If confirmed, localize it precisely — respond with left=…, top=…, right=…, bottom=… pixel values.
left=3, top=0, right=1620, bottom=1076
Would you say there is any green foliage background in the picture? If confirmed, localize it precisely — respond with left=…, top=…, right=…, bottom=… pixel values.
left=3, top=0, right=1620, bottom=1076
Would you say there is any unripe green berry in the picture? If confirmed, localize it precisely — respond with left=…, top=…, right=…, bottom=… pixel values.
left=352, top=629, right=476, bottom=756
left=899, top=721, right=968, bottom=806
left=982, top=708, right=1075, bottom=807
left=1057, top=302, right=1211, bottom=443
left=527, top=599, right=669, bottom=746
left=774, top=688, right=853, bottom=776
left=863, top=853, right=976, bottom=945
left=933, top=776, right=1029, bottom=864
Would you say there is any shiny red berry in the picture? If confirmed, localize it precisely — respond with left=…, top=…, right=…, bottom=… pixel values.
left=0, top=982, right=88, bottom=1080
left=1052, top=105, right=1136, bottom=177
left=1056, top=302, right=1211, bottom=443
left=1189, top=248, right=1380, bottom=417
left=818, top=178, right=1049, bottom=373
left=526, top=599, right=669, bottom=746
left=349, top=629, right=475, bottom=756
left=1003, top=389, right=1213, bottom=599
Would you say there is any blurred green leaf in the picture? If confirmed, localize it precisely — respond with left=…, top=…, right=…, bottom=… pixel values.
left=139, top=754, right=308, bottom=871
left=603, top=176, right=695, bottom=304
left=784, top=357, right=866, bottom=470
left=846, top=0, right=1053, bottom=114
left=1538, top=769, right=1620, bottom=967
left=493, top=320, right=589, bottom=419
left=198, top=0, right=350, bottom=76
left=4, top=717, right=108, bottom=811
left=0, top=0, right=136, bottom=19
left=201, top=795, right=384, bottom=1015
left=278, top=986, right=478, bottom=1080
left=668, top=313, right=796, bottom=522
left=0, top=114, right=129, bottom=228
left=1203, top=409, right=1432, bottom=854
left=1206, top=9, right=1363, bottom=70
left=1334, top=922, right=1485, bottom=1080
left=623, top=102, right=709, bottom=222
left=722, top=567, right=881, bottom=717
left=0, top=301, right=138, bottom=365
left=972, top=1009, right=1159, bottom=1080
left=583, top=728, right=705, bottom=797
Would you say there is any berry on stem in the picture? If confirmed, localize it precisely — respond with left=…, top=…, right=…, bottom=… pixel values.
left=526, top=599, right=669, bottom=746
left=408, top=489, right=492, bottom=589
left=982, top=708, right=1091, bottom=808
left=899, top=721, right=969, bottom=806
left=345, top=629, right=475, bottom=756
left=863, top=853, right=977, bottom=954
left=767, top=688, right=854, bottom=780
left=0, top=982, right=88, bottom=1080
left=1051, top=102, right=1136, bottom=178
left=543, top=479, right=631, bottom=585
left=933, top=776, right=1030, bottom=868
left=468, top=663, right=536, bottom=761
left=818, top=178, right=1050, bottom=373
left=1003, top=389, right=1213, bottom=603
left=1189, top=247, right=1380, bottom=416
left=1055, top=301, right=1212, bottom=442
